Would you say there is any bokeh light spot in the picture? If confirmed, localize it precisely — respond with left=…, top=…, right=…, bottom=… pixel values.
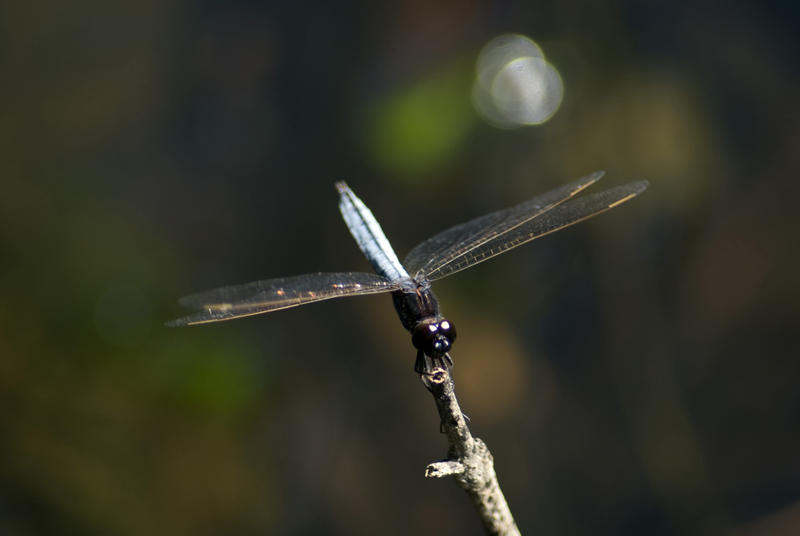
left=472, top=34, right=563, bottom=128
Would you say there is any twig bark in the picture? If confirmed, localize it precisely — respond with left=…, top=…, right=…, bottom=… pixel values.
left=422, top=367, right=520, bottom=536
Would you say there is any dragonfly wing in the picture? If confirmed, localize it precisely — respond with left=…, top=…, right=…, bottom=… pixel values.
left=420, top=180, right=649, bottom=281
left=403, top=171, right=605, bottom=278
left=167, top=272, right=400, bottom=326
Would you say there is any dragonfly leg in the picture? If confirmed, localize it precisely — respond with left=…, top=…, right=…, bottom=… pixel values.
left=442, top=352, right=453, bottom=367
left=414, top=350, right=428, bottom=374
left=415, top=351, right=454, bottom=375
left=430, top=353, right=453, bottom=372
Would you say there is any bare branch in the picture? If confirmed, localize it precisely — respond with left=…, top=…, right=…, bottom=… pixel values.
left=422, top=368, right=521, bottom=536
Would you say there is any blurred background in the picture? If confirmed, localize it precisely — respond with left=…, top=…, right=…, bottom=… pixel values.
left=1, top=1, right=799, bottom=534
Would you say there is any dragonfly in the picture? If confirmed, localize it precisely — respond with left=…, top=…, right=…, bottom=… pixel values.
left=167, top=171, right=648, bottom=373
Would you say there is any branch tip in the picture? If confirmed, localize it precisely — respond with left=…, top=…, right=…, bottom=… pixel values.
left=425, top=460, right=465, bottom=478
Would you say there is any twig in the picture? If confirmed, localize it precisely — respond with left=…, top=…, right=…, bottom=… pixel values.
left=422, top=367, right=521, bottom=536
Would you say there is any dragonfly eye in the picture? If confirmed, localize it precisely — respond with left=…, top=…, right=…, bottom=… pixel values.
left=438, top=319, right=456, bottom=341
left=411, top=322, right=434, bottom=353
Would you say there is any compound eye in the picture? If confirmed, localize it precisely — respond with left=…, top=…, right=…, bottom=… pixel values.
left=438, top=319, right=456, bottom=341
left=412, top=322, right=438, bottom=353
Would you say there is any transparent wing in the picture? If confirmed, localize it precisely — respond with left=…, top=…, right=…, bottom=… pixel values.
left=407, top=179, right=649, bottom=282
left=166, top=272, right=400, bottom=326
left=404, top=171, right=605, bottom=278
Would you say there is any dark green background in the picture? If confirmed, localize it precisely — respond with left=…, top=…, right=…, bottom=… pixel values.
left=2, top=1, right=799, bottom=534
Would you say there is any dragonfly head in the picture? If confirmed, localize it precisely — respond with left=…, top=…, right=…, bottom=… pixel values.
left=412, top=318, right=457, bottom=357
